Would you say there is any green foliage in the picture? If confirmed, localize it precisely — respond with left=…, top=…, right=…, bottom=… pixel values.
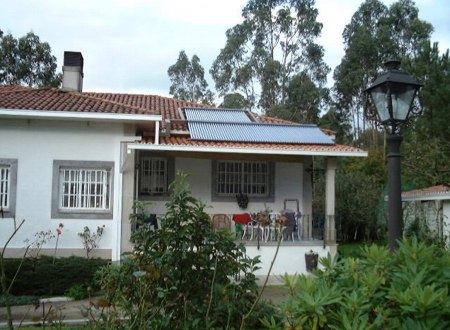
left=401, top=41, right=450, bottom=187
left=333, top=0, right=432, bottom=142
left=96, top=171, right=262, bottom=329
left=211, top=0, right=329, bottom=113
left=0, top=30, right=62, bottom=87
left=168, top=50, right=214, bottom=104
left=65, top=283, right=88, bottom=300
left=3, top=256, right=108, bottom=296
left=313, top=155, right=386, bottom=242
left=0, top=294, right=38, bottom=307
left=267, top=72, right=327, bottom=124
left=269, top=239, right=450, bottom=329
left=78, top=225, right=106, bottom=259
left=219, top=92, right=249, bottom=109
left=25, top=229, right=55, bottom=267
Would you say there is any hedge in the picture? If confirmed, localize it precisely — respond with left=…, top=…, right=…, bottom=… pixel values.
left=3, top=256, right=109, bottom=296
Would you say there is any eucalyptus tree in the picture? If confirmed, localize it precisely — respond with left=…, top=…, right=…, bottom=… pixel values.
left=333, top=0, right=432, bottom=143
left=210, top=0, right=329, bottom=114
left=219, top=92, right=249, bottom=109
left=267, top=72, right=326, bottom=123
left=0, top=30, right=61, bottom=87
left=167, top=50, right=214, bottom=104
left=401, top=41, right=450, bottom=187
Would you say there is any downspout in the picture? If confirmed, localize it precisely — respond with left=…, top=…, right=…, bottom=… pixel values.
left=155, top=121, right=160, bottom=145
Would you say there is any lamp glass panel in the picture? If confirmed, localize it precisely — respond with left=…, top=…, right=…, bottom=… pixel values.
left=370, top=86, right=390, bottom=122
left=391, top=84, right=416, bottom=121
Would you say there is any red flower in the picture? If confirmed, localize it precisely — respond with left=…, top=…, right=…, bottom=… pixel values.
left=102, top=224, right=106, bottom=228
left=56, top=228, right=62, bottom=235
left=59, top=223, right=64, bottom=228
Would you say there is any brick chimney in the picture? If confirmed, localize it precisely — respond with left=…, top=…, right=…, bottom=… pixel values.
left=62, top=51, right=84, bottom=92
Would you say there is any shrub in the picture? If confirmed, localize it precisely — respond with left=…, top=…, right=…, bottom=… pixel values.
left=96, top=172, right=261, bottom=329
left=267, top=239, right=450, bottom=329
left=65, top=283, right=88, bottom=300
left=3, top=256, right=108, bottom=296
left=0, top=295, right=39, bottom=307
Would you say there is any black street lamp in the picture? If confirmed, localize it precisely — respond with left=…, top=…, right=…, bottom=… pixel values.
left=365, top=60, right=423, bottom=251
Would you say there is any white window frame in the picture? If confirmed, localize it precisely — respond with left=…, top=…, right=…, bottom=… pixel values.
left=52, top=160, right=114, bottom=219
left=0, top=165, right=10, bottom=210
left=0, top=159, right=17, bottom=217
left=139, top=156, right=168, bottom=195
left=216, top=160, right=270, bottom=197
left=59, top=168, right=111, bottom=211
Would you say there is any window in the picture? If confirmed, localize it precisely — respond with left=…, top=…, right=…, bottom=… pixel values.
left=0, top=166, right=10, bottom=210
left=215, top=160, right=271, bottom=197
left=140, top=157, right=168, bottom=195
left=0, top=159, right=17, bottom=217
left=52, top=161, right=114, bottom=219
left=60, top=168, right=111, bottom=210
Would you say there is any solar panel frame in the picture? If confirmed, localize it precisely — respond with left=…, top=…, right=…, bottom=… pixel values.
left=184, top=107, right=252, bottom=123
left=188, top=121, right=335, bottom=145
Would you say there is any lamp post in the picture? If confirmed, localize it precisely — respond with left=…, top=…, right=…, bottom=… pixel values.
left=365, top=60, right=423, bottom=251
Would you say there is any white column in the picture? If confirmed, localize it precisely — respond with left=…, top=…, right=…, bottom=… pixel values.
left=302, top=157, right=313, bottom=240
left=325, top=157, right=337, bottom=243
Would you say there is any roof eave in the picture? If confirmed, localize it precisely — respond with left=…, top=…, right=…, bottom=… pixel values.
left=127, top=143, right=368, bottom=157
left=0, top=108, right=162, bottom=123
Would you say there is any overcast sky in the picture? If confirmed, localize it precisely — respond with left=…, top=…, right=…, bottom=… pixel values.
left=1, top=0, right=449, bottom=98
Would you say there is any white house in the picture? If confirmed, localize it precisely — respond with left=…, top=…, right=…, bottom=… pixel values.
left=402, top=185, right=450, bottom=243
left=0, top=52, right=367, bottom=278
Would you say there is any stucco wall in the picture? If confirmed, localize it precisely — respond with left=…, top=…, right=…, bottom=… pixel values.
left=136, top=158, right=305, bottom=215
left=0, top=118, right=127, bottom=259
left=121, top=155, right=309, bottom=255
left=444, top=201, right=450, bottom=242
left=245, top=243, right=332, bottom=284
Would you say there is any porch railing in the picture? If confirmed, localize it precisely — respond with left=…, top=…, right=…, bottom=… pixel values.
left=131, top=213, right=338, bottom=244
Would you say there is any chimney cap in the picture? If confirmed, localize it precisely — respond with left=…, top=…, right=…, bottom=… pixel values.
left=64, top=51, right=84, bottom=71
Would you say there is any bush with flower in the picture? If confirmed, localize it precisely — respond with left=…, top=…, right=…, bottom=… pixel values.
left=78, top=225, right=106, bottom=259
left=53, top=223, right=64, bottom=264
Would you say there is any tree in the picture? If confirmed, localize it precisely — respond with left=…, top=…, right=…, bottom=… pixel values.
left=333, top=0, right=432, bottom=143
left=267, top=72, right=327, bottom=123
left=210, top=0, right=329, bottom=113
left=0, top=30, right=62, bottom=87
left=219, top=92, right=249, bottom=109
left=399, top=42, right=450, bottom=188
left=97, top=172, right=266, bottom=329
left=319, top=106, right=352, bottom=144
left=168, top=50, right=214, bottom=104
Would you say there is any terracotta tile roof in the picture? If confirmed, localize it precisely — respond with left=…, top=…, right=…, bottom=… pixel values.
left=254, top=114, right=293, bottom=124
left=0, top=84, right=366, bottom=155
left=402, top=185, right=450, bottom=199
left=85, top=92, right=207, bottom=119
left=136, top=136, right=364, bottom=154
left=0, top=85, right=205, bottom=117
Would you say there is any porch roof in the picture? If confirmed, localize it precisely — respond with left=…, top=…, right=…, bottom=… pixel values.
left=128, top=136, right=367, bottom=157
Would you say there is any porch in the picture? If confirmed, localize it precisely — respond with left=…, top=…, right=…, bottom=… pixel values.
left=133, top=212, right=337, bottom=282
left=120, top=148, right=341, bottom=274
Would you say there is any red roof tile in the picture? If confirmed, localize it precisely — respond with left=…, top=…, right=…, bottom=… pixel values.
left=402, top=185, right=450, bottom=198
left=0, top=84, right=366, bottom=155
left=0, top=85, right=205, bottom=117
left=137, top=136, right=364, bottom=153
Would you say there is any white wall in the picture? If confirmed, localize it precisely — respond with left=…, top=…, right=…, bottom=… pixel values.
left=444, top=201, right=450, bottom=244
left=245, top=244, right=331, bottom=284
left=0, top=118, right=127, bottom=259
left=142, top=158, right=305, bottom=216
